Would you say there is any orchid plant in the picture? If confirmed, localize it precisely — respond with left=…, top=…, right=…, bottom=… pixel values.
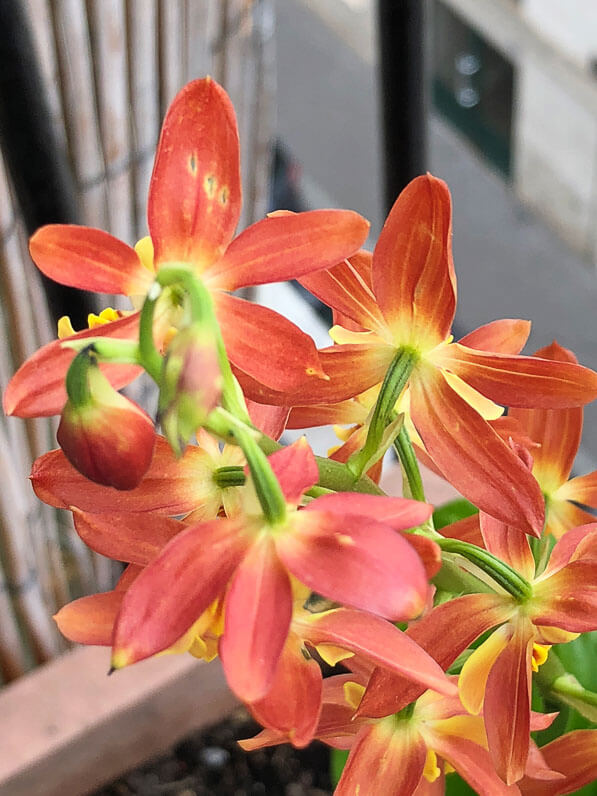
left=5, top=77, right=597, bottom=795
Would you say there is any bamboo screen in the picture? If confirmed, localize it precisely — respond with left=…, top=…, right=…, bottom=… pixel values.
left=0, top=0, right=274, bottom=681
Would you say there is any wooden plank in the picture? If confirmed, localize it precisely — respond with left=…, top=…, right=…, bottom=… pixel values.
left=0, top=646, right=237, bottom=796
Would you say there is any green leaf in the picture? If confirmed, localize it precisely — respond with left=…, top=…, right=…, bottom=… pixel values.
left=330, top=748, right=349, bottom=786
left=433, top=499, right=477, bottom=530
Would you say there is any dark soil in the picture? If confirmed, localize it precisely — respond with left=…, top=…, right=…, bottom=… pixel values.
left=94, top=708, right=333, bottom=796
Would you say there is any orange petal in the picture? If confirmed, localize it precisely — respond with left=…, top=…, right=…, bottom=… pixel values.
left=544, top=498, right=597, bottom=539
left=206, top=209, right=370, bottom=291
left=458, top=625, right=511, bottom=715
left=72, top=508, right=185, bottom=565
left=31, top=436, right=223, bottom=515
left=372, top=174, right=455, bottom=347
left=279, top=510, right=429, bottom=621
left=557, top=470, right=597, bottom=507
left=111, top=517, right=248, bottom=667
left=531, top=560, right=597, bottom=633
left=220, top=536, right=292, bottom=702
left=305, top=492, right=433, bottom=531
left=426, top=734, right=515, bottom=795
left=235, top=343, right=394, bottom=407
left=358, top=593, right=513, bottom=719
left=268, top=438, right=319, bottom=504
left=148, top=78, right=241, bottom=270
left=54, top=591, right=123, bottom=646
left=215, top=292, right=327, bottom=391
left=410, top=365, right=544, bottom=535
left=519, top=730, right=597, bottom=795
left=297, top=607, right=456, bottom=696
left=30, top=225, right=152, bottom=295
left=246, top=400, right=289, bottom=440
left=4, top=313, right=141, bottom=418
left=336, top=720, right=427, bottom=796
left=484, top=621, right=535, bottom=785
left=286, top=400, right=367, bottom=429
left=436, top=344, right=597, bottom=408
left=459, top=318, right=531, bottom=354
left=479, top=512, right=535, bottom=580
left=248, top=631, right=322, bottom=748
left=298, top=250, right=387, bottom=335
left=440, top=514, right=484, bottom=547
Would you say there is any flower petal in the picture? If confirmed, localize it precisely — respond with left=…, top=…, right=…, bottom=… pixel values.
left=336, top=721, right=427, bottom=796
left=410, top=365, right=544, bottom=535
left=206, top=209, right=370, bottom=290
left=298, top=250, right=387, bottom=334
left=4, top=313, right=141, bottom=418
left=357, top=593, right=513, bottom=718
left=31, top=436, right=221, bottom=515
left=220, top=536, right=292, bottom=702
left=459, top=319, right=531, bottom=354
left=267, top=438, right=319, bottom=504
left=458, top=625, right=511, bottom=715
left=247, top=400, right=289, bottom=440
left=280, top=510, right=429, bottom=621
left=480, top=513, right=535, bottom=580
left=520, top=730, right=597, bottom=795
left=148, top=78, right=241, bottom=270
left=436, top=344, right=597, bottom=408
left=111, top=517, right=248, bottom=667
left=30, top=225, right=152, bottom=295
left=372, top=174, right=455, bottom=347
left=428, top=734, right=516, bottom=795
left=54, top=591, right=123, bottom=646
left=296, top=607, right=456, bottom=696
left=248, top=631, right=322, bottom=748
left=215, top=292, right=327, bottom=390
left=531, top=561, right=597, bottom=632
left=484, top=621, right=534, bottom=784
left=304, top=493, right=433, bottom=531
left=72, top=508, right=185, bottom=565
left=557, top=470, right=597, bottom=507
left=235, top=343, right=395, bottom=407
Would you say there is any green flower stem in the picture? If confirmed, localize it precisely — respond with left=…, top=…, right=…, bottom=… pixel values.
left=348, top=348, right=418, bottom=479
left=205, top=408, right=285, bottom=524
left=138, top=283, right=164, bottom=382
left=393, top=423, right=425, bottom=503
left=437, top=538, right=532, bottom=602
left=64, top=347, right=95, bottom=406
left=61, top=337, right=140, bottom=364
left=432, top=556, right=496, bottom=596
left=156, top=266, right=250, bottom=424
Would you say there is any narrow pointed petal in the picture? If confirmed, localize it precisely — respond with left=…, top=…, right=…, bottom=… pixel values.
left=279, top=511, right=429, bottom=621
left=372, top=174, right=455, bottom=346
left=459, top=319, right=531, bottom=354
left=436, top=344, right=597, bottom=408
left=31, top=436, right=221, bottom=515
left=485, top=622, right=534, bottom=784
left=236, top=343, right=395, bottom=407
left=249, top=632, right=322, bottom=748
left=4, top=313, right=140, bottom=418
left=557, top=470, right=597, bottom=506
left=220, top=536, right=292, bottom=702
left=215, top=292, right=327, bottom=390
left=72, top=509, right=185, bottom=565
left=30, top=225, right=152, bottom=295
left=267, top=438, right=319, bottom=503
left=148, top=78, right=241, bottom=269
left=542, top=523, right=597, bottom=575
left=410, top=366, right=544, bottom=535
left=112, top=517, right=248, bottom=667
left=520, top=730, right=597, bottom=795
left=428, top=735, right=517, bottom=795
left=206, top=210, right=369, bottom=290
left=336, top=721, right=427, bottom=796
left=480, top=513, right=535, bottom=580
left=297, top=607, right=456, bottom=696
left=298, top=250, right=387, bottom=334
left=304, top=493, right=433, bottom=531
left=287, top=400, right=367, bottom=429
left=358, top=594, right=513, bottom=718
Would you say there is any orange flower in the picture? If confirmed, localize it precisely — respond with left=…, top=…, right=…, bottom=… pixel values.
left=242, top=176, right=597, bottom=535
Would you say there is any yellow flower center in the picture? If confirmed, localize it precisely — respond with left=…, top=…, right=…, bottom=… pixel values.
left=531, top=643, right=551, bottom=672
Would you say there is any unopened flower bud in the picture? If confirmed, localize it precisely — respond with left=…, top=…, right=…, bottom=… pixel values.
left=57, top=351, right=155, bottom=489
left=158, top=324, right=222, bottom=455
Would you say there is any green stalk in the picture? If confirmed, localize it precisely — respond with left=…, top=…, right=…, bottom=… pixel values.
left=348, top=348, right=418, bottom=479
left=65, top=347, right=95, bottom=406
left=438, top=538, right=532, bottom=602
left=393, top=423, right=425, bottom=502
left=138, top=283, right=164, bottom=382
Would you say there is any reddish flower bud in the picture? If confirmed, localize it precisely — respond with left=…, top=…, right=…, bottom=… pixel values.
left=57, top=359, right=156, bottom=490
left=158, top=324, right=222, bottom=455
